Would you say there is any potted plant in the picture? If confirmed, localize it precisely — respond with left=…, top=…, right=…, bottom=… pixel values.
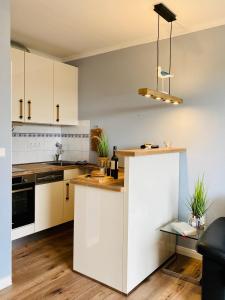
left=188, top=176, right=208, bottom=228
left=94, top=133, right=110, bottom=167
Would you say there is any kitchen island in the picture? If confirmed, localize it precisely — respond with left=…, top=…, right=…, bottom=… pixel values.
left=72, top=147, right=185, bottom=294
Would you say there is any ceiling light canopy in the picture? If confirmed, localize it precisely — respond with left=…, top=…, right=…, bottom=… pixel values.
left=138, top=3, right=183, bottom=105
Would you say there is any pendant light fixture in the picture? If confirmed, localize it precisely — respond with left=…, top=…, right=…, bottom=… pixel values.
left=138, top=3, right=183, bottom=105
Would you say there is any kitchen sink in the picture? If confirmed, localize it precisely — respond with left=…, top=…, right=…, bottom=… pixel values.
left=46, top=160, right=88, bottom=166
left=47, top=161, right=77, bottom=166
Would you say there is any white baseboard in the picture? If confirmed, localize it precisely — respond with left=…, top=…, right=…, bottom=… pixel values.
left=12, top=223, right=35, bottom=241
left=176, top=245, right=202, bottom=260
left=0, top=275, right=12, bottom=291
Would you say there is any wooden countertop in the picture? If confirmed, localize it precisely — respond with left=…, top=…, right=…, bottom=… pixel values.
left=116, top=147, right=186, bottom=157
left=12, top=162, right=97, bottom=177
left=71, top=172, right=124, bottom=193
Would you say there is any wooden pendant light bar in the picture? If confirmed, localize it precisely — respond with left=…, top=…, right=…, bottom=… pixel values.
left=138, top=88, right=183, bottom=105
left=138, top=3, right=183, bottom=105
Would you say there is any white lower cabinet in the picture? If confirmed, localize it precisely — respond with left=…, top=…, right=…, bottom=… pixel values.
left=73, top=186, right=124, bottom=291
left=35, top=181, right=64, bottom=232
left=35, top=169, right=83, bottom=233
left=63, top=169, right=83, bottom=222
left=12, top=224, right=35, bottom=241
left=13, top=169, right=84, bottom=239
left=63, top=180, right=74, bottom=223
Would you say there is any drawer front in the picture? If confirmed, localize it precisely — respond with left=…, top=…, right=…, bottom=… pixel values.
left=35, top=181, right=64, bottom=232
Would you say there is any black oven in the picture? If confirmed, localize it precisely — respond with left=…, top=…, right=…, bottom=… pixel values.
left=12, top=174, right=35, bottom=229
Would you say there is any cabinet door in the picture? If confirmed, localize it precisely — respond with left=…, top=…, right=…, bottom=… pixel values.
left=25, top=52, right=53, bottom=124
left=11, top=48, right=25, bottom=122
left=53, top=62, right=78, bottom=125
left=63, top=180, right=74, bottom=222
left=35, top=181, right=64, bottom=232
left=73, top=186, right=124, bottom=291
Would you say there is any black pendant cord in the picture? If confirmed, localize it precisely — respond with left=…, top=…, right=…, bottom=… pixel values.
left=169, top=21, right=173, bottom=95
left=156, top=14, right=160, bottom=91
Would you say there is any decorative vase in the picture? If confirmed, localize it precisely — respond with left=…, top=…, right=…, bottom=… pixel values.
left=189, top=215, right=205, bottom=229
left=97, top=157, right=109, bottom=168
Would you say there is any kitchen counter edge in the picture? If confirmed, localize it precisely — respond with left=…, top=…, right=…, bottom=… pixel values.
left=116, top=147, right=186, bottom=157
left=71, top=177, right=125, bottom=193
left=12, top=163, right=98, bottom=178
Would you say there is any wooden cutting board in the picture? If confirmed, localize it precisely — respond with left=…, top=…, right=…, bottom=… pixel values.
left=76, top=174, right=124, bottom=184
left=90, top=128, right=102, bottom=151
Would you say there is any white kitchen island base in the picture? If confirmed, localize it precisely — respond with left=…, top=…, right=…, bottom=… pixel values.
left=74, top=186, right=124, bottom=291
left=73, top=150, right=183, bottom=294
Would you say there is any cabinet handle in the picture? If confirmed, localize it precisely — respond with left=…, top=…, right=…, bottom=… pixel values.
left=27, top=100, right=31, bottom=120
left=66, top=183, right=69, bottom=200
left=19, top=99, right=23, bottom=119
left=56, top=104, right=60, bottom=122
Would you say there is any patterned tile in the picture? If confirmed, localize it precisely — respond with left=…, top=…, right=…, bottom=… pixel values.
left=12, top=123, right=90, bottom=164
left=12, top=132, right=89, bottom=138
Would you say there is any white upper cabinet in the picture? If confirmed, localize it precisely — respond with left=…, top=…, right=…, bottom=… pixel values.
left=53, top=62, right=78, bottom=125
left=11, top=48, right=78, bottom=125
left=11, top=48, right=25, bottom=122
left=25, top=52, right=54, bottom=124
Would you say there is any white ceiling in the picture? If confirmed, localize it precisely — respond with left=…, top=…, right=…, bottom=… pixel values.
left=11, top=0, right=225, bottom=61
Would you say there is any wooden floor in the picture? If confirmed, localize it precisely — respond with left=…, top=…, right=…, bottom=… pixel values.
left=0, top=223, right=201, bottom=300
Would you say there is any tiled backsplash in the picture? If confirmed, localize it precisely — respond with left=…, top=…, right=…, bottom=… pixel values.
left=12, top=120, right=90, bottom=164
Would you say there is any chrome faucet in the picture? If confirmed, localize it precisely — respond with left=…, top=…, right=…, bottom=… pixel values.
left=55, top=142, right=64, bottom=162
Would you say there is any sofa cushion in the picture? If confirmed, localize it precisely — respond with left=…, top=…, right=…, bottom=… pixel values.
left=197, top=217, right=225, bottom=265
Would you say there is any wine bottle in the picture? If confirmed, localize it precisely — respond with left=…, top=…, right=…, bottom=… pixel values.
left=106, top=160, right=111, bottom=176
left=110, top=146, right=118, bottom=179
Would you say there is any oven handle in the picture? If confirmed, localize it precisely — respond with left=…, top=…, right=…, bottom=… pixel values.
left=12, top=187, right=33, bottom=194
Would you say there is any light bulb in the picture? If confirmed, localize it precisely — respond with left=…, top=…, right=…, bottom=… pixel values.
left=173, top=101, right=179, bottom=105
left=156, top=97, right=161, bottom=100
left=165, top=99, right=171, bottom=103
left=145, top=94, right=151, bottom=98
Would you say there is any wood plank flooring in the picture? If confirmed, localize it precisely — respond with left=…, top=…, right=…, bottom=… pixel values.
left=0, top=223, right=201, bottom=300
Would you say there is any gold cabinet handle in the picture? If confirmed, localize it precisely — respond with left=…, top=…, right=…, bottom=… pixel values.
left=66, top=183, right=69, bottom=200
left=27, top=100, right=31, bottom=120
left=56, top=104, right=59, bottom=122
left=19, top=99, right=23, bottom=119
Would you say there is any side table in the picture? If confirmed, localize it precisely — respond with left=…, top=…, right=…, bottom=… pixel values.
left=160, top=220, right=205, bottom=285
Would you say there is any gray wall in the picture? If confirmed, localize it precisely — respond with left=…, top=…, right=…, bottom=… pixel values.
left=71, top=24, right=225, bottom=233
left=0, top=0, right=11, bottom=283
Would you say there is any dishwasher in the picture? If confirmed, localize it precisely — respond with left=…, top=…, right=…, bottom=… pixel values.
left=35, top=171, right=64, bottom=232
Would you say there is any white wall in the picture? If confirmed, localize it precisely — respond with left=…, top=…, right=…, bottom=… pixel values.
left=0, top=0, right=11, bottom=288
left=70, top=25, right=225, bottom=235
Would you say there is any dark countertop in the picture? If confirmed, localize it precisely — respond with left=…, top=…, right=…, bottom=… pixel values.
left=12, top=162, right=98, bottom=177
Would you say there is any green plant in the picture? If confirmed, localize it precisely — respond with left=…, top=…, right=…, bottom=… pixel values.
left=94, top=133, right=109, bottom=157
left=187, top=176, right=208, bottom=218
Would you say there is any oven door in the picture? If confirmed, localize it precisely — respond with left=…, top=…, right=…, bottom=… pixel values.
left=12, top=182, right=35, bottom=229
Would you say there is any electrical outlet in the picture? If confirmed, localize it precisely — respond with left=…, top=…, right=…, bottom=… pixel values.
left=0, top=148, right=6, bottom=157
